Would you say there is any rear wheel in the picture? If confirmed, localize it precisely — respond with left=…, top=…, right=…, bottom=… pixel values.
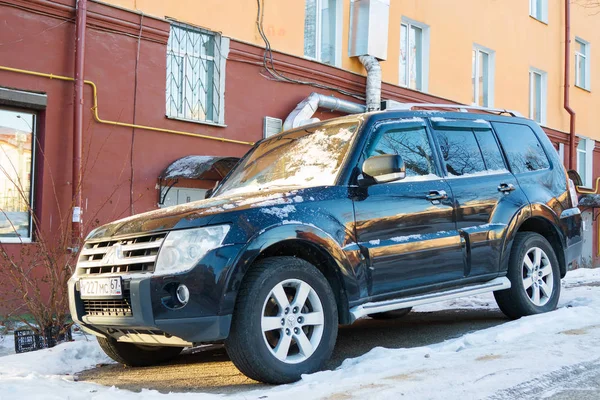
left=369, top=307, right=413, bottom=320
left=494, top=232, right=561, bottom=319
left=97, top=336, right=182, bottom=367
left=225, top=256, right=338, bottom=384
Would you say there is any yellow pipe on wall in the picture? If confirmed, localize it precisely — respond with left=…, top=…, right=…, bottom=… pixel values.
left=0, top=65, right=255, bottom=146
left=576, top=178, right=600, bottom=194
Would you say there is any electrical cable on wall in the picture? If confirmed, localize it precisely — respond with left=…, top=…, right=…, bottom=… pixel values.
left=255, top=0, right=365, bottom=101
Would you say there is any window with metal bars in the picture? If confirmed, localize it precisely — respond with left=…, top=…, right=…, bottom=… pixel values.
left=166, top=22, right=227, bottom=125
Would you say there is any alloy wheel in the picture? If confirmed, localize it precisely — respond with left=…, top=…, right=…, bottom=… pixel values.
left=261, top=279, right=325, bottom=364
left=522, top=247, right=554, bottom=307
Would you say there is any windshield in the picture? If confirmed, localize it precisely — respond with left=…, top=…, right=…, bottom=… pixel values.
left=215, top=121, right=359, bottom=197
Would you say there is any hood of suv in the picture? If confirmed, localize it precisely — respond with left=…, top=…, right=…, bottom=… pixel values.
left=86, top=187, right=312, bottom=240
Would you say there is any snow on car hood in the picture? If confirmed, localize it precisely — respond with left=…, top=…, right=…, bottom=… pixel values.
left=87, top=188, right=308, bottom=240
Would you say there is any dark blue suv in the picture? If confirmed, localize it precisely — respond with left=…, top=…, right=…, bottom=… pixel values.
left=68, top=108, right=582, bottom=384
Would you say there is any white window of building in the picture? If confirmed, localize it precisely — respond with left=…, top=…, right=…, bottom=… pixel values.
left=575, top=37, right=591, bottom=91
left=304, top=0, right=342, bottom=67
left=400, top=18, right=430, bottom=92
left=472, top=44, right=495, bottom=107
left=529, top=0, right=548, bottom=23
left=577, top=137, right=595, bottom=188
left=166, top=23, right=228, bottom=125
left=529, top=68, right=547, bottom=125
left=0, top=107, right=35, bottom=242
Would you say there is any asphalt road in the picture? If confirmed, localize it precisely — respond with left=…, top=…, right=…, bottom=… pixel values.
left=77, top=308, right=509, bottom=394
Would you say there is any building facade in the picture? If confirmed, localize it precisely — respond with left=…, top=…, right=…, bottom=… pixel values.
left=0, top=0, right=599, bottom=272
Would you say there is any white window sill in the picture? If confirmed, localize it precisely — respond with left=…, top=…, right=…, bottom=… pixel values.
left=166, top=115, right=227, bottom=128
left=529, top=15, right=548, bottom=25
left=575, top=84, right=591, bottom=93
left=0, top=237, right=32, bottom=244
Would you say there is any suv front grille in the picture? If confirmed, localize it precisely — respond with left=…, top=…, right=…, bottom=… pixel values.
left=82, top=289, right=132, bottom=317
left=77, top=233, right=166, bottom=275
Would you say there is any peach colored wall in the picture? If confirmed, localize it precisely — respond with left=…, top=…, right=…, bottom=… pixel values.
left=100, top=0, right=600, bottom=139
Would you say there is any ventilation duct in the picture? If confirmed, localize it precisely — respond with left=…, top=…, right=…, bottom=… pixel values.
left=283, top=93, right=366, bottom=131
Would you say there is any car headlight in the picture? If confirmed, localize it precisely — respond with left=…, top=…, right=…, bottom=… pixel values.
left=154, top=225, right=230, bottom=275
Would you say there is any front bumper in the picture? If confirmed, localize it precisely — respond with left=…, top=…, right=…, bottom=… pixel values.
left=68, top=244, right=243, bottom=345
left=69, top=276, right=231, bottom=344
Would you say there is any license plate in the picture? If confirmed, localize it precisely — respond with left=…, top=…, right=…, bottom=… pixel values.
left=80, top=277, right=123, bottom=299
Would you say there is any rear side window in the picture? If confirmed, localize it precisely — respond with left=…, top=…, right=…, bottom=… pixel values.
left=492, top=122, right=550, bottom=173
left=434, top=129, right=485, bottom=176
left=368, top=126, right=436, bottom=177
left=473, top=130, right=506, bottom=171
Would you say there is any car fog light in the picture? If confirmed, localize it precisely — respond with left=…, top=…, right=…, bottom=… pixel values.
left=176, top=284, right=190, bottom=305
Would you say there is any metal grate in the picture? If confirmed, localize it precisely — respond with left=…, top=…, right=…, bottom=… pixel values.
left=166, top=22, right=223, bottom=124
left=83, top=289, right=132, bottom=317
left=77, top=233, right=166, bottom=275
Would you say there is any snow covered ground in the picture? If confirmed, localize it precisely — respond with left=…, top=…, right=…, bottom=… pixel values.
left=1, top=269, right=599, bottom=400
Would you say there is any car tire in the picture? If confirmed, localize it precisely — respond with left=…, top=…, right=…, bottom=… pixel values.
left=369, top=307, right=413, bottom=320
left=97, top=336, right=183, bottom=367
left=494, top=232, right=561, bottom=319
left=225, top=256, right=338, bottom=384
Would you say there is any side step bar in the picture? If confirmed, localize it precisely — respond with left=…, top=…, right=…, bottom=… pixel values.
left=349, top=277, right=511, bottom=322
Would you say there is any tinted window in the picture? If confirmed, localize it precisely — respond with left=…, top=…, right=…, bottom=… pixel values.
left=492, top=122, right=550, bottom=173
left=434, top=129, right=485, bottom=176
left=473, top=130, right=507, bottom=171
left=369, top=127, right=435, bottom=177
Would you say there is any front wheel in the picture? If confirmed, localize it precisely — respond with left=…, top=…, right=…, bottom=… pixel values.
left=225, top=256, right=338, bottom=384
left=494, top=232, right=561, bottom=319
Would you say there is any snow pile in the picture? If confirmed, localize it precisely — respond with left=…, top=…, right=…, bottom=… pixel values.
left=0, top=340, right=112, bottom=377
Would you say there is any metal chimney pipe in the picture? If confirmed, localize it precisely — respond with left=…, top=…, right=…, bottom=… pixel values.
left=72, top=0, right=87, bottom=249
left=359, top=55, right=382, bottom=112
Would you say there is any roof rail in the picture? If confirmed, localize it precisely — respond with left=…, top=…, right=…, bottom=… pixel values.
left=383, top=102, right=524, bottom=118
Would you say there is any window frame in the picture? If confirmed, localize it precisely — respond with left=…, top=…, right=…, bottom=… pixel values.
left=472, top=44, right=496, bottom=108
left=399, top=17, right=430, bottom=92
left=575, top=37, right=591, bottom=91
left=0, top=105, right=37, bottom=243
left=303, top=0, right=343, bottom=67
left=166, top=22, right=229, bottom=126
left=491, top=121, right=551, bottom=175
left=529, top=0, right=548, bottom=24
left=529, top=68, right=548, bottom=125
left=577, top=136, right=595, bottom=188
left=364, top=119, right=441, bottom=180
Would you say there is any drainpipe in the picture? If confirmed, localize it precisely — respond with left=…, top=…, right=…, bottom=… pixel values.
left=358, top=55, right=382, bottom=112
left=72, top=0, right=87, bottom=249
left=283, top=92, right=366, bottom=131
left=564, top=0, right=576, bottom=170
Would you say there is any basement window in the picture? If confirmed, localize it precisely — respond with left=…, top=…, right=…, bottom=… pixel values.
left=577, top=137, right=595, bottom=188
left=166, top=22, right=229, bottom=125
left=304, top=0, right=342, bottom=67
left=0, top=107, right=36, bottom=242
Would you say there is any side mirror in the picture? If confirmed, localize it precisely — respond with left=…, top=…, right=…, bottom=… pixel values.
left=362, top=154, right=406, bottom=184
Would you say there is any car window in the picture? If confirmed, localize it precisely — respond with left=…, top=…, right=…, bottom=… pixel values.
left=492, top=122, right=550, bottom=174
left=368, top=126, right=436, bottom=178
left=434, top=129, right=486, bottom=177
left=473, top=129, right=507, bottom=171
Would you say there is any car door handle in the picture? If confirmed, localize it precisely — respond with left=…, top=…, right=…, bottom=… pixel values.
left=498, top=183, right=516, bottom=193
left=426, top=190, right=448, bottom=201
